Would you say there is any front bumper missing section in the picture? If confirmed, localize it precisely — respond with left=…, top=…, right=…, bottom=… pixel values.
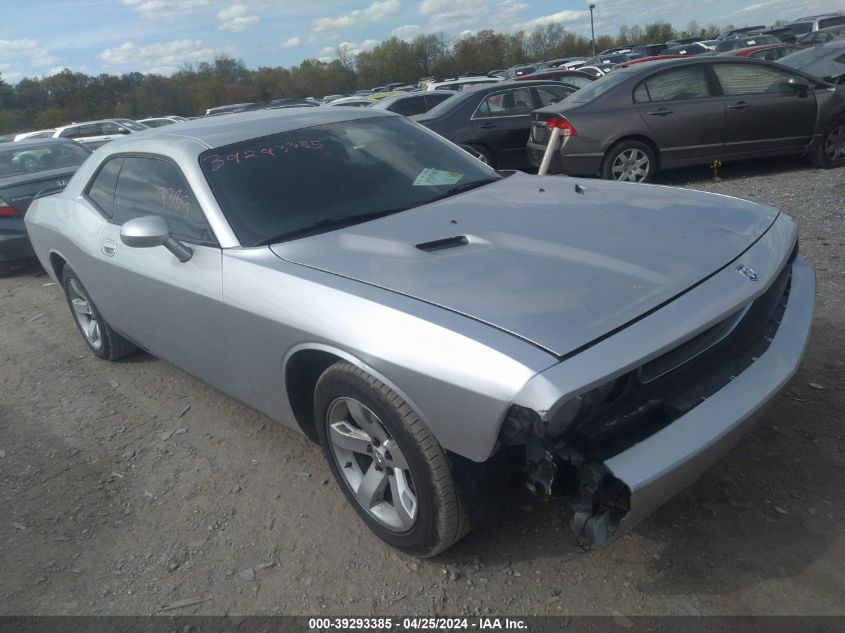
left=527, top=257, right=816, bottom=545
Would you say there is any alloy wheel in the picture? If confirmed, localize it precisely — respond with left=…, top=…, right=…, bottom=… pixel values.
left=67, top=278, right=102, bottom=350
left=327, top=397, right=418, bottom=532
left=611, top=148, right=650, bottom=182
left=825, top=124, right=845, bottom=162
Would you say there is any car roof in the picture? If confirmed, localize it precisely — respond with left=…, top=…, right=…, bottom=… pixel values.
left=98, top=107, right=395, bottom=152
left=54, top=118, right=135, bottom=131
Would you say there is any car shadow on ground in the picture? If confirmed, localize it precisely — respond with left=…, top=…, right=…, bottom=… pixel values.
left=654, top=155, right=815, bottom=187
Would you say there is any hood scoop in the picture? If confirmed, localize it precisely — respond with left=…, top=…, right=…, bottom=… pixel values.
left=416, top=235, right=469, bottom=252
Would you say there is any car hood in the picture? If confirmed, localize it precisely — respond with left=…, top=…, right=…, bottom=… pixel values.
left=271, top=172, right=778, bottom=357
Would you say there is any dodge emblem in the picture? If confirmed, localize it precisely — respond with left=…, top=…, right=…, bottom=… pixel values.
left=736, top=264, right=758, bottom=281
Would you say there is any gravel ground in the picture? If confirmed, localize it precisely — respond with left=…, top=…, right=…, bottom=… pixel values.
left=0, top=155, right=843, bottom=616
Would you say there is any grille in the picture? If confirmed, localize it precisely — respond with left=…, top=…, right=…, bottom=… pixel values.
left=570, top=250, right=796, bottom=459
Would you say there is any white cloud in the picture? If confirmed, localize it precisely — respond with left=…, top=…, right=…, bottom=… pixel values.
left=216, top=3, right=259, bottom=31
left=319, top=38, right=380, bottom=59
left=220, top=15, right=259, bottom=31
left=313, top=0, right=400, bottom=33
left=281, top=37, right=302, bottom=48
left=121, top=0, right=214, bottom=21
left=99, top=40, right=221, bottom=72
left=31, top=50, right=60, bottom=67
left=517, top=8, right=589, bottom=30
left=2, top=71, right=23, bottom=83
left=0, top=39, right=38, bottom=57
left=419, top=0, right=485, bottom=31
left=391, top=24, right=422, bottom=40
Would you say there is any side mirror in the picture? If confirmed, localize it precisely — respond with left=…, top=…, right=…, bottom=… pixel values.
left=120, top=215, right=192, bottom=262
left=787, top=76, right=811, bottom=95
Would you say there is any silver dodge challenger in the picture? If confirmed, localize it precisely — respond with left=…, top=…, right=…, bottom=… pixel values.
left=25, top=108, right=815, bottom=557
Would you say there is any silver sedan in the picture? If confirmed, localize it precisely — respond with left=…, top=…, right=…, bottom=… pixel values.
left=25, top=108, right=815, bottom=556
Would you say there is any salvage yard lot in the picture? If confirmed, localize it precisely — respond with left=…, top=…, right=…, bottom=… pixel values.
left=1, top=156, right=843, bottom=616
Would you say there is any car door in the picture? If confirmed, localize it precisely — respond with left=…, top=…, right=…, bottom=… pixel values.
left=85, top=154, right=227, bottom=386
left=711, top=62, right=817, bottom=156
left=469, top=87, right=535, bottom=168
left=634, top=64, right=725, bottom=164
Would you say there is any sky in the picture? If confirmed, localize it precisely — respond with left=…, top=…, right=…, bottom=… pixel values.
left=0, top=0, right=841, bottom=83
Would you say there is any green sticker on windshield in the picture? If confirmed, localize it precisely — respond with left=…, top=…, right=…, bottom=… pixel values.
left=413, top=168, right=464, bottom=186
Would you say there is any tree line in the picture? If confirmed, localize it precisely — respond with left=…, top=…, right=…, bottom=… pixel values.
left=0, top=20, right=730, bottom=134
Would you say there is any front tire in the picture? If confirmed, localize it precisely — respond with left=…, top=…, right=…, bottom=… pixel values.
left=314, top=362, right=469, bottom=557
left=62, top=267, right=136, bottom=361
left=601, top=140, right=657, bottom=183
left=810, top=119, right=845, bottom=169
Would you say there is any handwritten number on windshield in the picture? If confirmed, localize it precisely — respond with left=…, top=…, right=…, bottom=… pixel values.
left=203, top=140, right=324, bottom=171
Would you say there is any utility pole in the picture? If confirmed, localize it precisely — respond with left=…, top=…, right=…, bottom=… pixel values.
left=589, top=4, right=596, bottom=56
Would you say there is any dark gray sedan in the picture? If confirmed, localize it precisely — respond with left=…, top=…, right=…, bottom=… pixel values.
left=0, top=139, right=91, bottom=274
left=527, top=57, right=845, bottom=182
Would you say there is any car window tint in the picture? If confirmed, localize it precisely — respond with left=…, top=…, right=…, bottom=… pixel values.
left=426, top=93, right=452, bottom=109
left=59, top=127, right=80, bottom=139
left=820, top=16, right=845, bottom=28
left=534, top=85, right=571, bottom=106
left=713, top=63, right=793, bottom=96
left=389, top=96, right=427, bottom=116
left=86, top=158, right=123, bottom=218
left=113, top=156, right=214, bottom=243
left=637, top=66, right=712, bottom=102
left=476, top=88, right=533, bottom=118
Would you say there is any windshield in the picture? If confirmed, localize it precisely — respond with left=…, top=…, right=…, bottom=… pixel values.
left=0, top=142, right=91, bottom=178
left=563, top=70, right=630, bottom=103
left=200, top=116, right=500, bottom=246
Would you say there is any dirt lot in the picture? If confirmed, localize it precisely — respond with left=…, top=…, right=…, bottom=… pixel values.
left=1, top=156, right=843, bottom=617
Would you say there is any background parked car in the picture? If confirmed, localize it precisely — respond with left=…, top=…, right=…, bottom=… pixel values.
left=13, top=129, right=55, bottom=142
left=369, top=92, right=453, bottom=116
left=723, top=44, right=805, bottom=61
left=414, top=80, right=578, bottom=169
left=327, top=96, right=376, bottom=107
left=663, top=42, right=711, bottom=56
left=426, top=76, right=503, bottom=92
left=52, top=118, right=149, bottom=149
left=714, top=35, right=781, bottom=52
left=0, top=138, right=91, bottom=274
left=784, top=13, right=845, bottom=37
left=137, top=116, right=189, bottom=128
left=798, top=24, right=845, bottom=45
left=516, top=69, right=597, bottom=92
left=779, top=40, right=845, bottom=84
left=527, top=57, right=845, bottom=182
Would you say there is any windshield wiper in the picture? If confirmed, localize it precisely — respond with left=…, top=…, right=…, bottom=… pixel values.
left=255, top=209, right=402, bottom=246
left=424, top=177, right=501, bottom=204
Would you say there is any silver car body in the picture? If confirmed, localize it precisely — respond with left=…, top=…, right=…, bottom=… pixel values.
left=25, top=108, right=815, bottom=545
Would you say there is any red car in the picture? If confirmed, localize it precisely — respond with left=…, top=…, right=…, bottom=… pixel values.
left=614, top=54, right=687, bottom=69
left=726, top=43, right=806, bottom=61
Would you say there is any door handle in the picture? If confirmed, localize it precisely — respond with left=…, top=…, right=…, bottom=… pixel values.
left=727, top=102, right=751, bottom=110
left=648, top=109, right=673, bottom=116
left=478, top=123, right=496, bottom=129
left=102, top=240, right=116, bottom=257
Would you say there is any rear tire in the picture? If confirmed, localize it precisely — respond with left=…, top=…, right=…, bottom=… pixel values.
left=601, top=140, right=657, bottom=183
left=809, top=118, right=845, bottom=169
left=315, top=361, right=469, bottom=557
left=62, top=267, right=136, bottom=361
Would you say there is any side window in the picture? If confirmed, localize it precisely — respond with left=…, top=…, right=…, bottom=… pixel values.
left=638, top=66, right=713, bottom=102
left=475, top=89, right=533, bottom=118
left=426, top=93, right=452, bottom=109
left=713, top=63, right=793, bottom=96
left=86, top=158, right=123, bottom=218
left=59, top=127, right=80, bottom=139
left=79, top=124, right=103, bottom=138
left=534, top=85, right=571, bottom=107
left=113, top=156, right=214, bottom=243
left=101, top=122, right=122, bottom=135
left=820, top=16, right=845, bottom=29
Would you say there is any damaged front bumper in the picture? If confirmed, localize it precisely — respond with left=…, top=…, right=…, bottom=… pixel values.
left=503, top=239, right=815, bottom=544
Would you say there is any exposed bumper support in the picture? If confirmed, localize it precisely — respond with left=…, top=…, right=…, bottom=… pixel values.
left=557, top=257, right=815, bottom=544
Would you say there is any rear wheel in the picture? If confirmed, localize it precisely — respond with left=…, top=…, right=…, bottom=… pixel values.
left=602, top=140, right=657, bottom=183
left=810, top=119, right=845, bottom=168
left=62, top=267, right=136, bottom=361
left=315, top=362, right=469, bottom=557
